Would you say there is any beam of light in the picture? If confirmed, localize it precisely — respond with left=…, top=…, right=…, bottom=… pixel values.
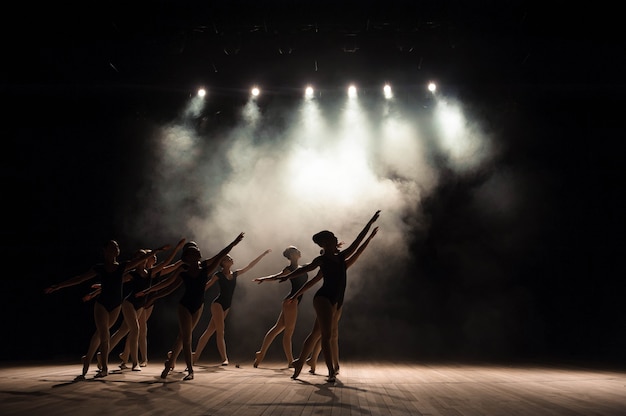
left=251, top=86, right=260, bottom=97
left=297, top=93, right=325, bottom=147
left=197, top=88, right=206, bottom=98
left=383, top=84, right=393, bottom=99
left=428, top=82, right=437, bottom=93
left=347, top=84, right=357, bottom=98
left=434, top=98, right=491, bottom=171
left=182, top=93, right=206, bottom=119
left=380, top=115, right=435, bottom=186
left=304, top=85, right=314, bottom=99
left=242, top=99, right=261, bottom=127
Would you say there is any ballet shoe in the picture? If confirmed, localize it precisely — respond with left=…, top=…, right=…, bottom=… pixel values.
left=221, top=359, right=229, bottom=366
left=291, top=358, right=303, bottom=379
left=327, top=374, right=336, bottom=383
left=139, top=361, right=148, bottom=367
left=305, top=358, right=316, bottom=373
left=183, top=372, right=194, bottom=380
left=161, top=360, right=172, bottom=379
left=81, top=355, right=90, bottom=375
left=253, top=351, right=261, bottom=368
left=94, top=369, right=108, bottom=378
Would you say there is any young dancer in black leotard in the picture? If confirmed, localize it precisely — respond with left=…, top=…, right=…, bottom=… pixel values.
left=45, top=240, right=170, bottom=380
left=192, top=248, right=272, bottom=365
left=252, top=246, right=308, bottom=368
left=272, top=210, right=380, bottom=382
left=138, top=233, right=244, bottom=381
left=293, top=226, right=378, bottom=377
left=104, top=238, right=186, bottom=370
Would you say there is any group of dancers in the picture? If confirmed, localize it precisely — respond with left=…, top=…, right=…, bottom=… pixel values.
left=46, top=210, right=380, bottom=383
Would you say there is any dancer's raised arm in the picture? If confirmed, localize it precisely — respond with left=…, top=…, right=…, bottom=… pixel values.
left=201, top=232, right=245, bottom=274
left=341, top=210, right=380, bottom=259
left=236, top=249, right=272, bottom=275
left=346, top=226, right=378, bottom=268
left=151, top=238, right=187, bottom=276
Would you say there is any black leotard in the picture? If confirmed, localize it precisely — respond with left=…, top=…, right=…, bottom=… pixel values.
left=125, top=269, right=152, bottom=310
left=179, top=267, right=211, bottom=314
left=93, top=262, right=127, bottom=312
left=213, top=270, right=238, bottom=311
left=314, top=252, right=347, bottom=307
left=284, top=265, right=308, bottom=304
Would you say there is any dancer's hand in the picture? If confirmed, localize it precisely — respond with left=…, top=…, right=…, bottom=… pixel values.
left=233, top=232, right=245, bottom=245
left=44, top=285, right=59, bottom=294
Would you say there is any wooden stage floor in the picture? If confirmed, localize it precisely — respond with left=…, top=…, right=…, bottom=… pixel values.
left=1, top=359, right=625, bottom=416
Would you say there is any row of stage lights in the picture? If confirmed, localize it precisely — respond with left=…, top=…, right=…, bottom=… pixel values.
left=196, top=82, right=438, bottom=99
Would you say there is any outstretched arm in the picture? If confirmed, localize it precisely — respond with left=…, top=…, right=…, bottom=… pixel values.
left=140, top=266, right=185, bottom=304
left=346, top=226, right=378, bottom=268
left=123, top=244, right=171, bottom=273
left=278, top=258, right=322, bottom=282
left=201, top=232, right=245, bottom=275
left=151, top=238, right=187, bottom=276
left=45, top=268, right=99, bottom=294
left=236, top=249, right=271, bottom=275
left=136, top=266, right=184, bottom=297
left=253, top=265, right=294, bottom=284
left=82, top=285, right=101, bottom=302
left=204, top=273, right=220, bottom=291
left=287, top=270, right=324, bottom=302
left=341, top=210, right=380, bottom=259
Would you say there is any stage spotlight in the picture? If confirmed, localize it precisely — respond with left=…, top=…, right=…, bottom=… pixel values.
left=197, top=88, right=206, bottom=98
left=348, top=85, right=357, bottom=98
left=383, top=84, right=393, bottom=99
left=305, top=85, right=314, bottom=99
left=428, top=82, right=437, bottom=93
left=251, top=87, right=260, bottom=97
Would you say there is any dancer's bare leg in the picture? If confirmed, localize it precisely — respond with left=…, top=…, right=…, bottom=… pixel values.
left=307, top=305, right=340, bottom=373
left=291, top=318, right=321, bottom=379
left=161, top=334, right=182, bottom=378
left=162, top=305, right=202, bottom=378
left=312, top=296, right=336, bottom=381
left=137, top=306, right=150, bottom=365
left=110, top=318, right=130, bottom=367
left=93, top=303, right=121, bottom=378
left=193, top=316, right=216, bottom=364
left=254, top=309, right=286, bottom=367
left=210, top=302, right=230, bottom=365
left=307, top=338, right=321, bottom=373
left=179, top=304, right=203, bottom=380
left=81, top=332, right=101, bottom=378
left=281, top=299, right=299, bottom=367
left=110, top=320, right=129, bottom=352
left=120, top=301, right=140, bottom=369
left=330, top=306, right=342, bottom=374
